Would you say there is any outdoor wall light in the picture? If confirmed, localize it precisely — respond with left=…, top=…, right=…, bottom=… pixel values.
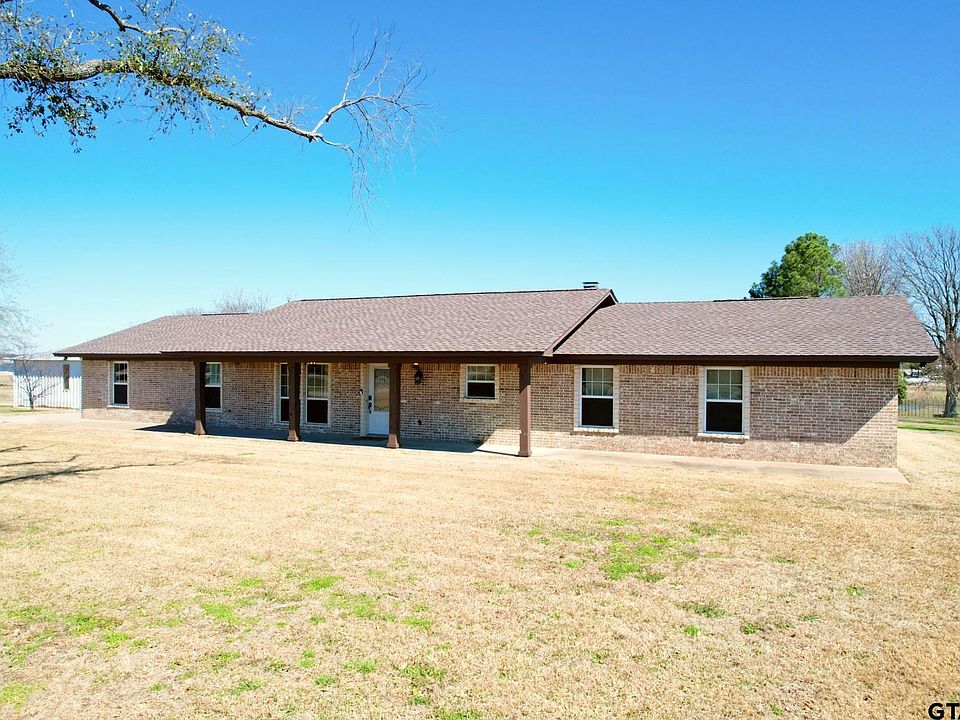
left=413, top=364, right=424, bottom=385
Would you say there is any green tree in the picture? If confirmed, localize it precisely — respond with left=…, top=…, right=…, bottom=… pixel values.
left=750, top=233, right=847, bottom=298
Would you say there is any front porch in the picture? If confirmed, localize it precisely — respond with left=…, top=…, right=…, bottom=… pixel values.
left=188, top=358, right=536, bottom=457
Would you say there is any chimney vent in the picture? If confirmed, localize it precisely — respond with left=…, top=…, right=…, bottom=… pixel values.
left=582, top=281, right=599, bottom=290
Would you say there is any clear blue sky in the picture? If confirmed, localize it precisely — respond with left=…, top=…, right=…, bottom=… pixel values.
left=2, top=0, right=958, bottom=351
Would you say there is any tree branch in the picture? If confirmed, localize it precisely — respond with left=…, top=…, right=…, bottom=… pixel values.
left=0, top=55, right=360, bottom=146
left=85, top=0, right=185, bottom=36
left=0, top=2, right=428, bottom=211
left=0, top=58, right=126, bottom=82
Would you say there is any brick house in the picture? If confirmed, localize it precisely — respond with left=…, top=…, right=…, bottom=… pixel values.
left=57, top=288, right=936, bottom=467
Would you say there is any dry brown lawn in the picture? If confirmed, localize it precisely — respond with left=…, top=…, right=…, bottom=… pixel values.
left=0, top=421, right=958, bottom=719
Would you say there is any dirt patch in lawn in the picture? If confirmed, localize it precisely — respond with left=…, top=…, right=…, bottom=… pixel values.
left=0, top=423, right=957, bottom=719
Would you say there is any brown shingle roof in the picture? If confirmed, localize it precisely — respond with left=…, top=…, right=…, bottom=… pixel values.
left=57, top=289, right=613, bottom=356
left=57, top=290, right=936, bottom=362
left=552, top=295, right=937, bottom=361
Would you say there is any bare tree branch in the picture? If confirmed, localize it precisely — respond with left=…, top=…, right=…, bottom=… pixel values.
left=85, top=0, right=185, bottom=37
left=895, top=225, right=960, bottom=417
left=0, top=2, right=429, bottom=209
left=0, top=241, right=29, bottom=354
left=12, top=349, right=61, bottom=409
left=213, top=288, right=271, bottom=314
left=840, top=239, right=903, bottom=296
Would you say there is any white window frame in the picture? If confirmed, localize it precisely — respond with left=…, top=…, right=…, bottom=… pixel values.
left=204, top=361, right=223, bottom=412
left=276, top=362, right=290, bottom=424
left=110, top=361, right=129, bottom=407
left=304, top=362, right=331, bottom=426
left=699, top=366, right=750, bottom=436
left=462, top=364, right=498, bottom=401
left=575, top=365, right=618, bottom=431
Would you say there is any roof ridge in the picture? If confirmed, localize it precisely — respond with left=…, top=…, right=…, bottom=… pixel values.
left=615, top=295, right=903, bottom=306
left=291, top=288, right=609, bottom=303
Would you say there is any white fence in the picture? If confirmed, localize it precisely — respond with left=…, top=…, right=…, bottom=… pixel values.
left=13, top=360, right=82, bottom=409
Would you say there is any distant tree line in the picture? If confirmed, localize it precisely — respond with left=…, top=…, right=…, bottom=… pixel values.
left=749, top=226, right=959, bottom=417
left=174, top=288, right=273, bottom=316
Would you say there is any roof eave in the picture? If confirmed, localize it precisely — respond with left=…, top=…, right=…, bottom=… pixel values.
left=61, top=350, right=549, bottom=362
left=548, top=353, right=939, bottom=365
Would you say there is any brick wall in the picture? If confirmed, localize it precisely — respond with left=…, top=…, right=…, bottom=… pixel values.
left=80, top=360, right=899, bottom=467
left=82, top=359, right=193, bottom=424
left=208, top=361, right=361, bottom=437
left=529, top=364, right=898, bottom=466
left=747, top=366, right=898, bottom=466
left=395, top=363, right=520, bottom=443
left=82, top=360, right=361, bottom=437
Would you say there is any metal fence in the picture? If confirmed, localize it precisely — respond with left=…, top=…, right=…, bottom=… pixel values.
left=899, top=399, right=944, bottom=418
left=899, top=384, right=946, bottom=418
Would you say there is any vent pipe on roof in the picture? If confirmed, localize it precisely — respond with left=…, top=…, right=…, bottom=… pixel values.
left=582, top=281, right=599, bottom=289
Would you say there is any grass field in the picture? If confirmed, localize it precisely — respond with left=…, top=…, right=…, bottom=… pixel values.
left=0, top=421, right=958, bottom=719
left=899, top=416, right=960, bottom=434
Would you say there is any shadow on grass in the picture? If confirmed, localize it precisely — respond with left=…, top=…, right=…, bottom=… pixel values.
left=135, top=423, right=484, bottom=454
left=900, top=425, right=960, bottom=434
left=0, top=455, right=80, bottom=469
left=0, top=460, right=186, bottom=486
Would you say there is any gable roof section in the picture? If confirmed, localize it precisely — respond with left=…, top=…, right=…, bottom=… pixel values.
left=57, top=289, right=614, bottom=357
left=552, top=295, right=938, bottom=362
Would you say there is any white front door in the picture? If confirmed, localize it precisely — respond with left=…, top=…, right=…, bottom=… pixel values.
left=367, top=364, right=390, bottom=436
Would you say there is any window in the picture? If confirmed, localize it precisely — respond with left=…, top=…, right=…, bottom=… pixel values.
left=305, top=363, right=329, bottom=424
left=464, top=365, right=496, bottom=399
left=205, top=362, right=222, bottom=410
left=111, top=362, right=128, bottom=406
left=278, top=363, right=290, bottom=422
left=704, top=368, right=745, bottom=434
left=580, top=366, right=614, bottom=428
left=63, top=363, right=70, bottom=391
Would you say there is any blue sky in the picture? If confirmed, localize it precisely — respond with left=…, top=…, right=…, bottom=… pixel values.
left=2, top=0, right=958, bottom=351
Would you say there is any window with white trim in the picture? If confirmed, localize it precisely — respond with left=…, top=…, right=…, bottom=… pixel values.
left=277, top=363, right=290, bottom=422
left=111, top=362, right=128, bottom=406
left=704, top=368, right=744, bottom=434
left=579, top=366, right=614, bottom=428
left=305, top=363, right=329, bottom=424
left=205, top=362, right=222, bottom=410
left=464, top=364, right=497, bottom=399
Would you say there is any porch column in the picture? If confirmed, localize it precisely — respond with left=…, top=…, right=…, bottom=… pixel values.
left=288, top=361, right=301, bottom=442
left=387, top=361, right=401, bottom=449
left=194, top=360, right=206, bottom=436
left=518, top=360, right=532, bottom=457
